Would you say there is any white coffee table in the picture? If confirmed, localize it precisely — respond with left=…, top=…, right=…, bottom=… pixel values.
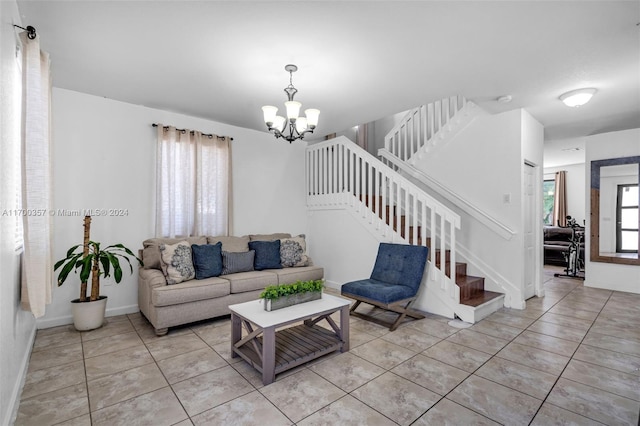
left=229, top=293, right=350, bottom=385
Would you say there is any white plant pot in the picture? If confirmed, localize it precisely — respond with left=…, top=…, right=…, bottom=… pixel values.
left=71, top=296, right=107, bottom=331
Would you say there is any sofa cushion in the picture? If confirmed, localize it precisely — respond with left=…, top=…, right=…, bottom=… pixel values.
left=271, top=265, right=324, bottom=284
left=223, top=270, right=278, bottom=293
left=152, top=276, right=230, bottom=306
left=191, top=242, right=223, bottom=279
left=143, top=236, right=207, bottom=270
left=222, top=250, right=255, bottom=274
left=207, top=235, right=250, bottom=252
left=160, top=241, right=195, bottom=285
left=280, top=235, right=309, bottom=267
left=249, top=233, right=291, bottom=241
left=249, top=240, right=282, bottom=270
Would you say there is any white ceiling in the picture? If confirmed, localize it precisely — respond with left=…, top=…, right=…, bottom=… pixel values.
left=16, top=1, right=640, bottom=142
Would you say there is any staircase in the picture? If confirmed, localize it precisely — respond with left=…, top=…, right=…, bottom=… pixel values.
left=306, top=132, right=505, bottom=323
left=359, top=194, right=503, bottom=312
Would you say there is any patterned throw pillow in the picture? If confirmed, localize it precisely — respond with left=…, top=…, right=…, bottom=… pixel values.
left=222, top=250, right=255, bottom=275
left=159, top=241, right=195, bottom=285
left=280, top=235, right=309, bottom=267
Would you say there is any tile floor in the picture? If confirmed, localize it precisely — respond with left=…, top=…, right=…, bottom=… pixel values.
left=15, top=266, right=640, bottom=425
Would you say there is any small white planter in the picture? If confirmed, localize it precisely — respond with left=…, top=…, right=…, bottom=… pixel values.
left=71, top=296, right=107, bottom=331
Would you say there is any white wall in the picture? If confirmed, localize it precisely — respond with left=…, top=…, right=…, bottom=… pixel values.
left=544, top=163, right=586, bottom=224
left=585, top=128, right=640, bottom=293
left=407, top=109, right=544, bottom=307
left=39, top=88, right=308, bottom=328
left=307, top=209, right=381, bottom=290
left=0, top=2, right=38, bottom=424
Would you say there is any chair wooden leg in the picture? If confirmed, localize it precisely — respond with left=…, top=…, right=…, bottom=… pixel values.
left=389, top=301, right=425, bottom=331
left=349, top=300, right=362, bottom=313
left=390, top=312, right=407, bottom=331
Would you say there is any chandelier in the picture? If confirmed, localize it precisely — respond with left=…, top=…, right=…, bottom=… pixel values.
left=262, top=64, right=320, bottom=143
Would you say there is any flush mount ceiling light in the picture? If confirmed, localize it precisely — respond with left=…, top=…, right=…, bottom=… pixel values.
left=262, top=64, right=320, bottom=143
left=559, top=88, right=597, bottom=107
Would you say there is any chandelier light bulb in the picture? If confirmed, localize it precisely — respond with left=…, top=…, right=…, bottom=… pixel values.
left=296, top=117, right=308, bottom=133
left=261, top=106, right=278, bottom=126
left=273, top=116, right=286, bottom=132
left=559, top=88, right=597, bottom=107
left=305, top=109, right=320, bottom=128
left=285, top=100, right=302, bottom=121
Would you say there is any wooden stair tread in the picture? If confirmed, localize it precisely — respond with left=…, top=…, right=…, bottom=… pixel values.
left=455, top=275, right=484, bottom=286
left=460, top=290, right=503, bottom=307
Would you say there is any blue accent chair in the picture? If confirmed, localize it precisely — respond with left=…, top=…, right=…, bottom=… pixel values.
left=341, top=243, right=429, bottom=331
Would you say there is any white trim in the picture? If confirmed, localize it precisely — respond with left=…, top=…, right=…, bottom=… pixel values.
left=5, top=325, right=36, bottom=426
left=36, top=304, right=140, bottom=329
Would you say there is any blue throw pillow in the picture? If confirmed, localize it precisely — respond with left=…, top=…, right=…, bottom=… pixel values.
left=191, top=242, right=223, bottom=279
left=249, top=240, right=282, bottom=270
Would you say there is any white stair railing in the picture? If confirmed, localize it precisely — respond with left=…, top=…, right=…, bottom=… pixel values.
left=307, top=137, right=461, bottom=305
left=384, top=95, right=467, bottom=163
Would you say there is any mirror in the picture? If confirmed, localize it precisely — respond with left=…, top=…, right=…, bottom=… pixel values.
left=590, top=156, right=640, bottom=265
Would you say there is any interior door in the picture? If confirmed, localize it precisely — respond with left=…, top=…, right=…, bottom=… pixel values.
left=524, top=163, right=536, bottom=299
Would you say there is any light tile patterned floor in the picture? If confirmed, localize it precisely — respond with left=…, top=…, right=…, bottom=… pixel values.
left=15, top=267, right=640, bottom=425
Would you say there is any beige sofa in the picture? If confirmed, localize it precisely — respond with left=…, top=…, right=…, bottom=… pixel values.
left=138, top=233, right=324, bottom=335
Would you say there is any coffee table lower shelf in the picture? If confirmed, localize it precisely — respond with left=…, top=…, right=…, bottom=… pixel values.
left=234, top=324, right=342, bottom=377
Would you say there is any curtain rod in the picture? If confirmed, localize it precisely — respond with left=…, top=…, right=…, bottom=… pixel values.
left=13, top=25, right=37, bottom=40
left=152, top=123, right=233, bottom=141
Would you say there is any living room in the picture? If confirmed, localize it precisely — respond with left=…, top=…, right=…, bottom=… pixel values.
left=2, top=1, right=640, bottom=425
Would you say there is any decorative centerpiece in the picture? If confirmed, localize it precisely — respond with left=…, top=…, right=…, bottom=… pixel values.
left=260, top=279, right=324, bottom=311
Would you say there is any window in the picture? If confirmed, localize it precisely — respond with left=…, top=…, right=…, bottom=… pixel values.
left=155, top=126, right=231, bottom=238
left=543, top=179, right=555, bottom=225
left=617, top=184, right=638, bottom=253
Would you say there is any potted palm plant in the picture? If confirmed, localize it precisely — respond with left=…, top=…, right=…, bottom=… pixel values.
left=54, top=216, right=142, bottom=330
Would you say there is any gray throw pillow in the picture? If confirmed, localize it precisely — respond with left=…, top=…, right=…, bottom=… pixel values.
left=222, top=250, right=255, bottom=275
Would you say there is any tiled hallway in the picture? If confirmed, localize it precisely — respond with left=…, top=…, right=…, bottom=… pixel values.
left=15, top=267, right=640, bottom=425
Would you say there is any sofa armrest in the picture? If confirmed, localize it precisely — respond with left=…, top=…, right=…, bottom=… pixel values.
left=138, top=268, right=167, bottom=324
left=139, top=268, right=167, bottom=289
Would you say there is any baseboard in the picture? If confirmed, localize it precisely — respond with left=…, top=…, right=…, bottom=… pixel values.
left=323, top=280, right=342, bottom=291
left=35, top=304, right=140, bottom=329
left=5, top=324, right=37, bottom=426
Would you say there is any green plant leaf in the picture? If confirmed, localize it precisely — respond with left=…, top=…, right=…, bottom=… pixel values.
left=65, top=244, right=82, bottom=258
left=56, top=253, right=83, bottom=286
left=99, top=254, right=110, bottom=278
left=78, top=255, right=93, bottom=283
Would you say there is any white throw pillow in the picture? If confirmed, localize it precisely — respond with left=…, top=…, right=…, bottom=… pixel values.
left=280, top=235, right=309, bottom=268
left=159, top=241, right=195, bottom=284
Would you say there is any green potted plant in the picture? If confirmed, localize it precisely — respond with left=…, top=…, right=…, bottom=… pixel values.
left=54, top=216, right=142, bottom=330
left=259, top=279, right=324, bottom=311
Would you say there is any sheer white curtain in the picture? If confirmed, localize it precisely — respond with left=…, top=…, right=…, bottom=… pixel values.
left=19, top=31, right=52, bottom=318
left=155, top=125, right=231, bottom=237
